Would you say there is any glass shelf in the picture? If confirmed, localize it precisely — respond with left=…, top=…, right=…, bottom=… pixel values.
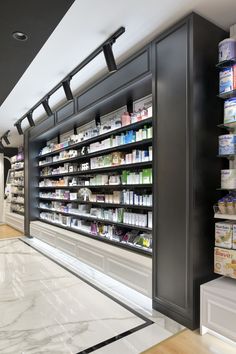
left=218, top=89, right=236, bottom=100
left=217, top=154, right=235, bottom=159
left=39, top=218, right=152, bottom=256
left=38, top=184, right=152, bottom=190
left=216, top=58, right=236, bottom=69
left=217, top=122, right=236, bottom=131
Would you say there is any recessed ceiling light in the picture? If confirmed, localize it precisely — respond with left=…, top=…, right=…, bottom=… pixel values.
left=12, top=31, right=28, bottom=41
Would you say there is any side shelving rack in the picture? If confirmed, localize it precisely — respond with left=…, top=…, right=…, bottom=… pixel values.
left=214, top=57, right=236, bottom=279
left=37, top=110, right=153, bottom=256
left=10, top=154, right=24, bottom=216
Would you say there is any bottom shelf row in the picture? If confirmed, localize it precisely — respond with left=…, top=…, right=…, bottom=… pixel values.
left=39, top=213, right=152, bottom=255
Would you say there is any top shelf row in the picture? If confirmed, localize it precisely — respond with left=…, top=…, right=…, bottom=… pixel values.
left=38, top=117, right=152, bottom=160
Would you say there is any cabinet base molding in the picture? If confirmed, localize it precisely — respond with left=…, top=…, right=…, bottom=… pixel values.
left=30, top=221, right=152, bottom=297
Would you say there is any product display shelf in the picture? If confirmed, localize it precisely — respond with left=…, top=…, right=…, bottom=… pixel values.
left=39, top=138, right=152, bottom=168
left=39, top=218, right=152, bottom=256
left=38, top=184, right=152, bottom=190
left=39, top=210, right=152, bottom=231
left=214, top=213, right=236, bottom=220
left=218, top=89, right=236, bottom=100
left=39, top=161, right=153, bottom=178
left=217, top=154, right=235, bottom=159
left=39, top=201, right=152, bottom=211
left=11, top=167, right=24, bottom=172
left=10, top=155, right=25, bottom=216
left=38, top=117, right=153, bottom=160
left=217, top=122, right=236, bottom=130
left=216, top=58, right=236, bottom=69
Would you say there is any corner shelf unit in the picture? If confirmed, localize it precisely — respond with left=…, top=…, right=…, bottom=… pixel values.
left=36, top=117, right=153, bottom=256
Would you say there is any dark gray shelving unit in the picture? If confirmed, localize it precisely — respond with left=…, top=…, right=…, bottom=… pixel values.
left=24, top=12, right=226, bottom=329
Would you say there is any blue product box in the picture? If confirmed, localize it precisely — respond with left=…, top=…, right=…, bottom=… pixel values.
left=219, top=134, right=236, bottom=155
left=219, top=67, right=233, bottom=94
left=224, top=98, right=236, bottom=124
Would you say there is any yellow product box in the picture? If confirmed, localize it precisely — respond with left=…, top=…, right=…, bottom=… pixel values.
left=214, top=247, right=236, bottom=279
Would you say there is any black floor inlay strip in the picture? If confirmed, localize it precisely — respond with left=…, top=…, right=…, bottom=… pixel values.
left=19, top=238, right=153, bottom=354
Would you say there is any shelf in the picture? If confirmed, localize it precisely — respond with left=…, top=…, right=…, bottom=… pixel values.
left=214, top=213, right=236, bottom=220
left=11, top=201, right=24, bottom=205
left=11, top=192, right=24, bottom=195
left=38, top=117, right=153, bottom=160
left=217, top=122, right=236, bottom=130
left=38, top=218, right=152, bottom=256
left=216, top=58, right=236, bottom=69
left=11, top=184, right=24, bottom=187
left=39, top=161, right=153, bottom=179
left=38, top=139, right=153, bottom=168
left=38, top=184, right=152, bottom=190
left=11, top=210, right=24, bottom=216
left=217, top=188, right=236, bottom=191
left=218, top=90, right=236, bottom=100
left=39, top=208, right=152, bottom=231
left=217, top=154, right=235, bottom=159
left=11, top=167, right=24, bottom=172
left=39, top=200, right=153, bottom=210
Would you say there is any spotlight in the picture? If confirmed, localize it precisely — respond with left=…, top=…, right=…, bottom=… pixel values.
left=15, top=121, right=23, bottom=135
left=2, top=130, right=10, bottom=145
left=27, top=112, right=35, bottom=127
left=62, top=79, right=73, bottom=101
left=103, top=42, right=117, bottom=73
left=42, top=99, right=53, bottom=116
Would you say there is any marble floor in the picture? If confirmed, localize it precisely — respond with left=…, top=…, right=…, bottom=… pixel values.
left=0, top=238, right=182, bottom=354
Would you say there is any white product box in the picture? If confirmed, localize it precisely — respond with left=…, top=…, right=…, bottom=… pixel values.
left=215, top=222, right=233, bottom=249
left=233, top=225, right=236, bottom=249
left=221, top=169, right=236, bottom=189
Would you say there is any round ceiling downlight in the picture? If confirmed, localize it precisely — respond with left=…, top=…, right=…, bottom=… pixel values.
left=12, top=31, right=28, bottom=41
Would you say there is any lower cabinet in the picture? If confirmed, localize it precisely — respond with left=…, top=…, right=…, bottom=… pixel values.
left=201, top=277, right=236, bottom=342
left=5, top=212, right=24, bottom=232
left=30, top=221, right=152, bottom=297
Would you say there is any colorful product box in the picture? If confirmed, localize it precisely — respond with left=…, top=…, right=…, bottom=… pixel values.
left=224, top=98, right=236, bottom=124
left=219, top=134, right=236, bottom=155
left=215, top=221, right=233, bottom=249
left=214, top=247, right=236, bottom=279
left=219, top=66, right=236, bottom=94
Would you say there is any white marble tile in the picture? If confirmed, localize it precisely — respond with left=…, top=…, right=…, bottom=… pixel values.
left=23, top=237, right=184, bottom=336
left=0, top=239, right=148, bottom=354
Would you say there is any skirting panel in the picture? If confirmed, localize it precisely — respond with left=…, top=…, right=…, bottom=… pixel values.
left=5, top=212, right=24, bottom=232
left=30, top=221, right=152, bottom=297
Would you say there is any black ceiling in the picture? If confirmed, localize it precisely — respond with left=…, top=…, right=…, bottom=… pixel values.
left=0, top=0, right=74, bottom=106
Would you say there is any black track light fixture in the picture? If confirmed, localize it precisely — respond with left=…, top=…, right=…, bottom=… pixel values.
left=15, top=120, right=23, bottom=135
left=62, top=79, right=73, bottom=101
left=0, top=140, right=4, bottom=151
left=103, top=42, right=117, bottom=73
left=27, top=112, right=35, bottom=127
left=42, top=98, right=53, bottom=117
left=2, top=130, right=10, bottom=145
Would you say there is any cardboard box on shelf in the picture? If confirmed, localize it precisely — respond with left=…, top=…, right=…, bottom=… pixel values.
left=215, top=221, right=233, bottom=249
left=214, top=247, right=236, bottom=279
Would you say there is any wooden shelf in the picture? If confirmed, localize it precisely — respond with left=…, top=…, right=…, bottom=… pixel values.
left=38, top=117, right=153, bottom=159
left=39, top=218, right=152, bottom=256
left=39, top=139, right=152, bottom=168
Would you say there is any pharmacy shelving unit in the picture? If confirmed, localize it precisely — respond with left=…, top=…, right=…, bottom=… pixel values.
left=36, top=116, right=153, bottom=256
left=24, top=13, right=226, bottom=329
left=5, top=156, right=25, bottom=231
